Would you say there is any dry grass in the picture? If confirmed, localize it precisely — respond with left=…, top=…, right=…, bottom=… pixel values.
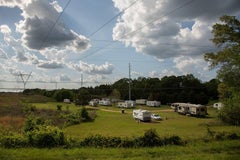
left=0, top=116, right=24, bottom=130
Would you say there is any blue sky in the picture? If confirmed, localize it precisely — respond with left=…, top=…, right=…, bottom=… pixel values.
left=0, top=0, right=240, bottom=90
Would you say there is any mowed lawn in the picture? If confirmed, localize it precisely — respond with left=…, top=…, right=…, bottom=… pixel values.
left=56, top=104, right=240, bottom=140
left=32, top=102, right=240, bottom=140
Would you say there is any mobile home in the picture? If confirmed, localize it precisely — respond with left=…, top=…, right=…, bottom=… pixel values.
left=171, top=103, right=207, bottom=117
left=135, top=99, right=147, bottom=105
left=146, top=100, right=161, bottom=107
left=99, top=98, right=112, bottom=106
left=132, top=109, right=151, bottom=122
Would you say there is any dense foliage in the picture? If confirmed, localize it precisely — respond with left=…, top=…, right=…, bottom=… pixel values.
left=23, top=74, right=219, bottom=105
left=204, top=15, right=240, bottom=125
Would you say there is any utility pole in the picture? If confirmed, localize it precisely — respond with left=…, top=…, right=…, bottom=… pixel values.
left=128, top=62, right=131, bottom=100
left=17, top=72, right=32, bottom=90
left=81, top=73, right=83, bottom=88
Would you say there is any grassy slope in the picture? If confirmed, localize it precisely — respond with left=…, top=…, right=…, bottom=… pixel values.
left=0, top=140, right=239, bottom=160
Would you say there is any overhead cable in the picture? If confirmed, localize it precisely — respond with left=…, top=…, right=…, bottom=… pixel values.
left=78, top=0, right=196, bottom=61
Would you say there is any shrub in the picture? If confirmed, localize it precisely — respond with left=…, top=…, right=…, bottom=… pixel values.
left=22, top=103, right=36, bottom=115
left=27, top=125, right=65, bottom=148
left=23, top=115, right=45, bottom=133
left=0, top=132, right=28, bottom=148
left=57, top=105, right=62, bottom=111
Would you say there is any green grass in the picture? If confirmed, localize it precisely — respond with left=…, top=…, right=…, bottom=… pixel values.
left=0, top=140, right=239, bottom=160
left=64, top=107, right=240, bottom=140
left=30, top=103, right=240, bottom=140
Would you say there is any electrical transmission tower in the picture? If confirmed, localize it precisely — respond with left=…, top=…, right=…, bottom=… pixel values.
left=16, top=72, right=32, bottom=90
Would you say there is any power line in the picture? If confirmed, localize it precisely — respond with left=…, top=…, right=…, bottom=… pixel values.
left=39, top=0, right=72, bottom=50
left=78, top=0, right=196, bottom=61
left=87, top=0, right=142, bottom=38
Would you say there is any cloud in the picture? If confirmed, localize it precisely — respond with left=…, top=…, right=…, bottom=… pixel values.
left=50, top=1, right=63, bottom=13
left=173, top=55, right=215, bottom=81
left=0, top=48, right=8, bottom=59
left=37, top=60, right=63, bottom=69
left=58, top=74, right=71, bottom=81
left=0, top=25, right=11, bottom=34
left=112, top=0, right=240, bottom=60
left=1, top=0, right=90, bottom=52
left=69, top=61, right=114, bottom=75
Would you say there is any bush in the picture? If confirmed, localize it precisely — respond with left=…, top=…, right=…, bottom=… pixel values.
left=136, top=129, right=162, bottom=147
left=23, top=115, right=45, bottom=133
left=27, top=125, right=65, bottom=148
left=0, top=132, right=28, bottom=148
left=22, top=103, right=36, bottom=115
left=78, top=129, right=183, bottom=148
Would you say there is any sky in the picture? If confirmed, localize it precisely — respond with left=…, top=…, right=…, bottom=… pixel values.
left=0, top=0, right=240, bottom=90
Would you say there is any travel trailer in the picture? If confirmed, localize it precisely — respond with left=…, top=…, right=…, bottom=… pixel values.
left=118, top=100, right=135, bottom=108
left=146, top=100, right=161, bottom=107
left=135, top=99, right=147, bottom=105
left=171, top=103, right=207, bottom=117
left=132, top=109, right=151, bottom=122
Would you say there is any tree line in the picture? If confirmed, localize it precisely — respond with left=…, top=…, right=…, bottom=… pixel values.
left=23, top=74, right=219, bottom=105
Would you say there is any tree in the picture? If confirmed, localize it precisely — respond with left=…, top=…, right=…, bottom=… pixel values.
left=204, top=15, right=240, bottom=125
left=75, top=88, right=91, bottom=106
left=54, top=89, right=73, bottom=102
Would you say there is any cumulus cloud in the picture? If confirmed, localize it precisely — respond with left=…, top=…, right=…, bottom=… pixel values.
left=112, top=0, right=240, bottom=59
left=69, top=61, right=114, bottom=75
left=1, top=0, right=90, bottom=52
left=0, top=25, right=11, bottom=34
left=37, top=60, right=63, bottom=69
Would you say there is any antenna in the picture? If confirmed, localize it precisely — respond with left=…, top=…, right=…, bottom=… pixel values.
left=129, top=62, right=131, bottom=100
left=17, top=72, right=32, bottom=90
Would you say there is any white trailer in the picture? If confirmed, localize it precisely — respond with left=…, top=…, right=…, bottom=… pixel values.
left=135, top=99, right=147, bottom=105
left=132, top=109, right=151, bottom=122
left=213, top=102, right=223, bottom=110
left=118, top=100, right=135, bottom=108
left=171, top=103, right=207, bottom=117
left=146, top=100, right=161, bottom=107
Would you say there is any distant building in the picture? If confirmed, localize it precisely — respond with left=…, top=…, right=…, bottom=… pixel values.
left=89, top=99, right=99, bottom=106
left=99, top=98, right=112, bottom=106
left=118, top=100, right=135, bottom=108
left=63, top=99, right=71, bottom=103
left=146, top=100, right=161, bottom=107
left=135, top=99, right=147, bottom=105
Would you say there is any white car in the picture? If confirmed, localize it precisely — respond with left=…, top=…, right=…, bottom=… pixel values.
left=151, top=114, right=162, bottom=120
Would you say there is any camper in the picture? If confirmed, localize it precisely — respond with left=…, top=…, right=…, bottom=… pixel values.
left=89, top=99, right=99, bottom=106
left=135, top=99, right=147, bottom=105
left=63, top=99, right=71, bottom=103
left=132, top=109, right=151, bottom=122
left=146, top=100, right=161, bottom=107
left=99, top=98, right=112, bottom=106
left=213, top=102, right=223, bottom=110
left=118, top=100, right=135, bottom=108
left=171, top=103, right=207, bottom=117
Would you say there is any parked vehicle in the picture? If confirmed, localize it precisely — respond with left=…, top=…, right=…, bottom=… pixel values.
left=132, top=109, right=151, bottom=122
left=171, top=103, right=207, bottom=117
left=151, top=114, right=162, bottom=120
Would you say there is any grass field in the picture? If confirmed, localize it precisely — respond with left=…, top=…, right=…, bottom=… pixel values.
left=30, top=102, right=240, bottom=140
left=0, top=140, right=239, bottom=160
left=1, top=98, right=240, bottom=159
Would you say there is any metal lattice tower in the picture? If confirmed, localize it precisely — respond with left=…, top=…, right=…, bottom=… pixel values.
left=17, top=72, right=32, bottom=90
